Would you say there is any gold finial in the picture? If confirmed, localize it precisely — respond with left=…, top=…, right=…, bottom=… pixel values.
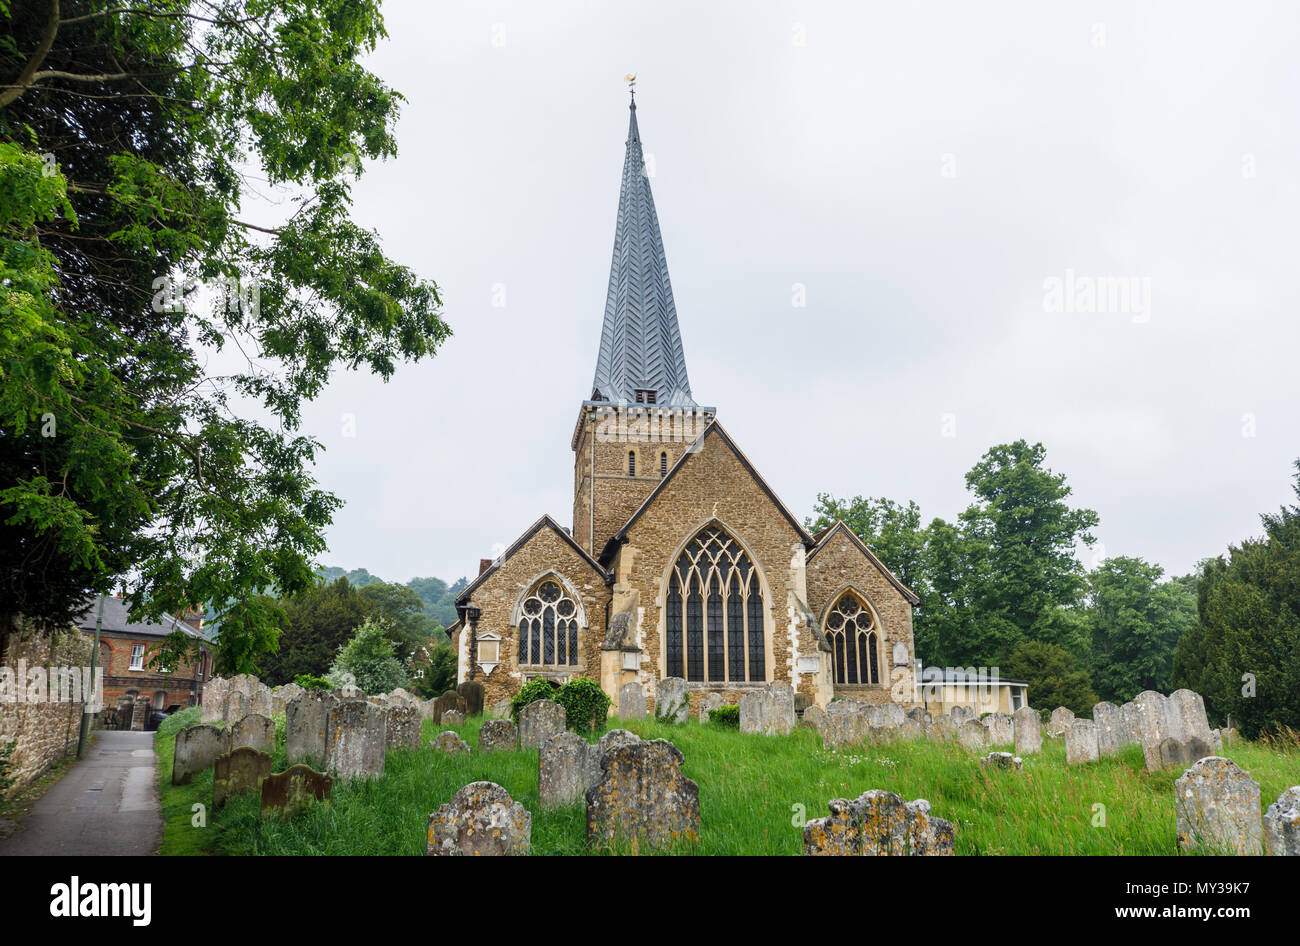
left=625, top=73, right=636, bottom=103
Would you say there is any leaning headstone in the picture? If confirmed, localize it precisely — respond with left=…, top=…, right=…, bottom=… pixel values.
left=586, top=739, right=700, bottom=849
left=385, top=704, right=423, bottom=751
left=441, top=709, right=465, bottom=728
left=1066, top=719, right=1099, bottom=765
left=260, top=764, right=332, bottom=819
left=212, top=746, right=271, bottom=809
left=654, top=677, right=690, bottom=724
left=619, top=682, right=647, bottom=720
left=230, top=713, right=275, bottom=755
left=286, top=691, right=336, bottom=769
left=956, top=720, right=986, bottom=751
left=1175, top=757, right=1263, bottom=855
left=478, top=719, right=517, bottom=753
left=519, top=699, right=566, bottom=750
left=982, top=712, right=1013, bottom=746
left=981, top=751, right=1023, bottom=771
left=431, top=731, right=470, bottom=754
left=172, top=725, right=229, bottom=785
left=698, top=691, right=724, bottom=723
left=539, top=732, right=602, bottom=808
left=1046, top=707, right=1075, bottom=738
left=803, top=790, right=954, bottom=856
left=1169, top=689, right=1214, bottom=747
left=1092, top=701, right=1128, bottom=757
left=1012, top=706, right=1041, bottom=755
left=324, top=699, right=386, bottom=780
left=426, top=782, right=531, bottom=856
left=1130, top=690, right=1181, bottom=772
left=201, top=678, right=229, bottom=725
left=1264, top=786, right=1300, bottom=856
left=739, top=681, right=796, bottom=735
left=457, top=680, right=485, bottom=718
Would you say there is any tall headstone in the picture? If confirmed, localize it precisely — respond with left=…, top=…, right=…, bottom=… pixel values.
left=1175, top=757, right=1263, bottom=856
left=1092, top=701, right=1129, bottom=757
left=654, top=677, right=689, bottom=724
left=231, top=713, right=275, bottom=755
left=1130, top=690, right=1181, bottom=772
left=286, top=691, right=335, bottom=769
left=982, top=712, right=1013, bottom=746
left=1046, top=707, right=1074, bottom=738
left=172, top=725, right=229, bottom=785
left=1065, top=719, right=1099, bottom=765
left=539, top=731, right=602, bottom=808
left=427, top=782, right=531, bottom=856
left=1169, top=689, right=1214, bottom=746
left=385, top=704, right=423, bottom=751
left=324, top=699, right=386, bottom=780
left=457, top=680, right=485, bottom=718
left=201, top=677, right=229, bottom=725
left=619, top=682, right=647, bottom=720
left=212, top=746, right=271, bottom=809
left=586, top=739, right=700, bottom=849
left=739, top=681, right=797, bottom=735
left=1012, top=706, right=1041, bottom=755
left=519, top=699, right=567, bottom=750
left=956, top=719, right=986, bottom=750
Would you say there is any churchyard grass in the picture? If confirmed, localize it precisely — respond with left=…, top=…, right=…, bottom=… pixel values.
left=155, top=710, right=1300, bottom=856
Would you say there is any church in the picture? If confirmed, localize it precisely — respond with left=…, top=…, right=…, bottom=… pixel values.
left=446, top=96, right=921, bottom=717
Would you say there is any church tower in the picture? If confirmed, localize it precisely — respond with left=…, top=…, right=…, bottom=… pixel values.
left=572, top=94, right=714, bottom=556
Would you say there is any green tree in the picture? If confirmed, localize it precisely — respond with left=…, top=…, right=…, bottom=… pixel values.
left=329, top=619, right=408, bottom=695
left=257, top=577, right=371, bottom=685
left=358, top=581, right=428, bottom=660
left=1001, top=640, right=1097, bottom=716
left=1087, top=557, right=1196, bottom=703
left=411, top=641, right=457, bottom=698
left=0, top=2, right=448, bottom=674
left=807, top=494, right=929, bottom=598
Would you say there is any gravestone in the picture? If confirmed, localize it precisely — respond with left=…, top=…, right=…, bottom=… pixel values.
left=490, top=699, right=512, bottom=719
left=385, top=704, right=423, bottom=751
left=596, top=728, right=643, bottom=763
left=803, top=790, right=954, bottom=856
left=231, top=713, right=275, bottom=755
left=619, top=682, right=647, bottom=720
left=1264, top=786, right=1300, bottom=856
left=1130, top=690, right=1181, bottom=772
left=739, top=681, right=796, bottom=735
left=586, top=739, right=700, bottom=849
left=286, top=691, right=336, bottom=769
left=949, top=705, right=973, bottom=725
left=1065, top=719, right=1099, bottom=765
left=539, top=731, right=602, bottom=808
left=982, top=712, right=1013, bottom=746
left=201, top=678, right=229, bottom=724
left=981, top=751, right=1023, bottom=771
left=654, top=677, right=690, bottom=724
left=698, top=692, right=724, bottom=723
left=1046, top=707, right=1074, bottom=738
left=271, top=682, right=305, bottom=717
left=478, top=719, right=517, bottom=753
left=1160, top=737, right=1190, bottom=768
left=426, top=782, right=531, bottom=856
left=339, top=683, right=363, bottom=699
left=1169, top=689, right=1214, bottom=747
left=441, top=710, right=465, bottom=728
left=801, top=704, right=824, bottom=730
left=1012, top=706, right=1041, bottom=755
left=324, top=699, right=386, bottom=780
left=457, top=680, right=485, bottom=718
left=432, top=731, right=470, bottom=754
left=212, top=746, right=271, bottom=809
left=932, top=715, right=953, bottom=740
left=897, top=720, right=924, bottom=742
left=956, top=720, right=986, bottom=751
left=1175, top=757, right=1263, bottom=855
left=821, top=700, right=870, bottom=749
left=172, top=725, right=229, bottom=785
left=433, top=692, right=466, bottom=723
left=874, top=703, right=905, bottom=728
left=1092, top=701, right=1128, bottom=757
left=519, top=699, right=566, bottom=750
left=260, top=764, right=332, bottom=819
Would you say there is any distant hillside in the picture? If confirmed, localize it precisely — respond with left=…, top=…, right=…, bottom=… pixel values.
left=318, top=566, right=467, bottom=629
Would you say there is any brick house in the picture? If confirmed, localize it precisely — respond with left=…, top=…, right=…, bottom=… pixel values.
left=445, top=96, right=921, bottom=717
left=75, top=595, right=215, bottom=717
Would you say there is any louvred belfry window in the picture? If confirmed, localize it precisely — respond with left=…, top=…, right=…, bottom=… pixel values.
left=664, top=526, right=766, bottom=682
left=826, top=592, right=881, bottom=685
left=518, top=579, right=580, bottom=667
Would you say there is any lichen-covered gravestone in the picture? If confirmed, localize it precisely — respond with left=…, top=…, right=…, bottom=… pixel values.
left=212, top=746, right=271, bottom=809
left=1012, top=706, right=1041, bottom=755
left=698, top=691, right=724, bottom=723
left=1065, top=719, right=1099, bottom=765
left=1175, top=757, right=1263, bottom=855
left=655, top=677, right=690, bottom=724
left=260, top=764, right=332, bottom=819
left=324, top=699, right=387, bottom=780
left=519, top=699, right=566, bottom=750
left=538, top=731, right=602, bottom=808
left=201, top=678, right=229, bottom=725
left=427, top=781, right=531, bottom=856
left=981, top=751, right=1022, bottom=771
left=801, top=704, right=825, bottom=731
left=618, top=682, right=647, bottom=720
left=271, top=682, right=304, bottom=717
left=478, top=719, right=517, bottom=753
left=385, top=704, right=422, bottom=750
left=739, top=681, right=796, bottom=735
left=803, top=790, right=954, bottom=856
left=1046, top=707, right=1074, bottom=738
left=172, top=725, right=229, bottom=785
left=1092, top=701, right=1128, bottom=757
left=981, top=712, right=1013, bottom=746
left=286, top=691, right=336, bottom=769
left=1264, top=786, right=1300, bottom=856
left=956, top=720, right=986, bottom=751
left=949, top=705, right=973, bottom=725
left=586, top=739, right=700, bottom=849
left=231, top=713, right=275, bottom=755
left=431, top=731, right=470, bottom=754
left=441, top=710, right=465, bottom=728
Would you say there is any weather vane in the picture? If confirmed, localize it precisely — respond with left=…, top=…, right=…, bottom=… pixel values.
left=625, top=73, right=636, bottom=103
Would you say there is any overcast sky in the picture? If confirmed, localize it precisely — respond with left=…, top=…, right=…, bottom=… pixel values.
left=266, top=0, right=1300, bottom=586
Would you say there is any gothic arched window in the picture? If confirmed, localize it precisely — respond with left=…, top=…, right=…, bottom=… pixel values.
left=664, top=525, right=765, bottom=682
left=518, top=579, right=580, bottom=667
left=826, top=592, right=880, bottom=685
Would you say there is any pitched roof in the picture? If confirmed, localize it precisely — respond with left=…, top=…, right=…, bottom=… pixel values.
left=589, top=99, right=696, bottom=408
left=74, top=596, right=213, bottom=641
left=453, top=515, right=611, bottom=617
left=807, top=521, right=922, bottom=605
left=598, top=420, right=815, bottom=565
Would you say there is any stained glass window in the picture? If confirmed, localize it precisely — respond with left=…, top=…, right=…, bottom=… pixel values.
left=518, top=578, right=580, bottom=667
left=826, top=592, right=880, bottom=685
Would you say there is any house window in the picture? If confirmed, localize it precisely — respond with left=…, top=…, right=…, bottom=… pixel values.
left=664, top=525, right=765, bottom=683
left=518, top=579, right=580, bottom=667
left=826, top=593, right=880, bottom=685
left=129, top=644, right=145, bottom=671
left=628, top=451, right=636, bottom=476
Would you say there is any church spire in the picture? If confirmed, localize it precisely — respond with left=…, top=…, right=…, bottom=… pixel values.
left=590, top=89, right=696, bottom=408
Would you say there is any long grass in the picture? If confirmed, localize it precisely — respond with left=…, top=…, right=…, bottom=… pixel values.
left=157, top=713, right=1300, bottom=856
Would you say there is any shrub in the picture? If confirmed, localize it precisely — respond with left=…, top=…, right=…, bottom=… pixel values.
left=556, top=678, right=611, bottom=735
left=510, top=678, right=560, bottom=723
left=293, top=674, right=333, bottom=691
left=328, top=619, right=409, bottom=694
left=708, top=704, right=739, bottom=727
